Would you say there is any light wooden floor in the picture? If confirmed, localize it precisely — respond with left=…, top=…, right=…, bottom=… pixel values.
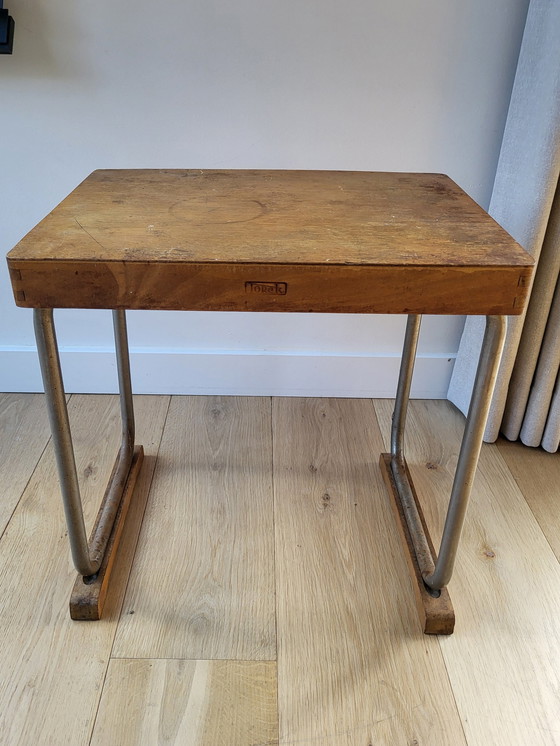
left=1, top=393, right=560, bottom=745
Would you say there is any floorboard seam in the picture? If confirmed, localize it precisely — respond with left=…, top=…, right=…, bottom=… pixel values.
left=90, top=394, right=172, bottom=744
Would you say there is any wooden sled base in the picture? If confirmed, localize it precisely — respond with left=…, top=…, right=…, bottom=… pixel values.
left=70, top=445, right=144, bottom=621
left=379, top=453, right=455, bottom=635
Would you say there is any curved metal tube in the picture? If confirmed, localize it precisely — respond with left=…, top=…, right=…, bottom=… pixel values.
left=390, top=315, right=436, bottom=578
left=33, top=308, right=135, bottom=577
left=390, top=314, right=507, bottom=592
left=34, top=308, right=93, bottom=575
left=88, top=310, right=135, bottom=568
left=424, top=315, right=507, bottom=589
left=391, top=314, right=422, bottom=463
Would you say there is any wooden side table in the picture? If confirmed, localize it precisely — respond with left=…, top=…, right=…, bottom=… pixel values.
left=6, top=170, right=533, bottom=632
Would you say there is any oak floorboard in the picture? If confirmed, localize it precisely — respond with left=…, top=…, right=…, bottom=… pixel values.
left=273, top=398, right=466, bottom=746
left=0, top=394, right=169, bottom=746
left=0, top=393, right=53, bottom=536
left=112, top=396, right=275, bottom=661
left=374, top=399, right=560, bottom=746
left=497, top=437, right=560, bottom=561
left=90, top=659, right=278, bottom=746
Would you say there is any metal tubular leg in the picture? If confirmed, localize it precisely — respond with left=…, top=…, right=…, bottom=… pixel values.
left=33, top=308, right=136, bottom=578
left=114, top=309, right=135, bottom=453
left=389, top=314, right=507, bottom=592
left=391, top=314, right=422, bottom=462
left=389, top=315, right=437, bottom=578
left=87, top=310, right=135, bottom=568
left=34, top=309, right=95, bottom=576
left=424, top=315, right=507, bottom=589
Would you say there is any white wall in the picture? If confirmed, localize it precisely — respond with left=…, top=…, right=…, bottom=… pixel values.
left=0, top=0, right=529, bottom=396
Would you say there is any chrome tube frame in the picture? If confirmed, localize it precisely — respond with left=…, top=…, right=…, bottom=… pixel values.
left=390, top=314, right=507, bottom=591
left=390, top=315, right=436, bottom=578
left=34, top=308, right=135, bottom=578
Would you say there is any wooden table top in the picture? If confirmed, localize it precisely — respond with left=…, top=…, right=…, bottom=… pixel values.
left=7, top=170, right=533, bottom=315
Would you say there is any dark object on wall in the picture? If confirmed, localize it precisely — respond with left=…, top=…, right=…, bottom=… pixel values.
left=0, top=5, right=15, bottom=54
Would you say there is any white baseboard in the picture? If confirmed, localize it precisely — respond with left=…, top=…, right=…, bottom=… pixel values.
left=0, top=348, right=455, bottom=398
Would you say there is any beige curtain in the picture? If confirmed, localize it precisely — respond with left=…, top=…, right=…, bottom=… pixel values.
left=447, top=0, right=560, bottom=452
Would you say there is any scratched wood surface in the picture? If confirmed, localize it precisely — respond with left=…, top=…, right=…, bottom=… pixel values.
left=374, top=399, right=560, bottom=746
left=8, top=170, right=530, bottom=266
left=7, top=170, right=532, bottom=314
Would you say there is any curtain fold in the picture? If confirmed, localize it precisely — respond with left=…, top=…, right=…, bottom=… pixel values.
left=519, top=276, right=560, bottom=450
left=504, top=187, right=560, bottom=446
left=447, top=0, right=560, bottom=452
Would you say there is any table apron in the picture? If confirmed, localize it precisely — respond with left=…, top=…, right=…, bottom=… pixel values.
left=8, top=261, right=530, bottom=315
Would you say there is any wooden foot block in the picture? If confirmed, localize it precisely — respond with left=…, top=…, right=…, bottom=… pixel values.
left=70, top=445, right=144, bottom=621
left=379, top=453, right=455, bottom=635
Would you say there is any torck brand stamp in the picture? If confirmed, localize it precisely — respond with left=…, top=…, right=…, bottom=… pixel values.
left=245, top=281, right=287, bottom=295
